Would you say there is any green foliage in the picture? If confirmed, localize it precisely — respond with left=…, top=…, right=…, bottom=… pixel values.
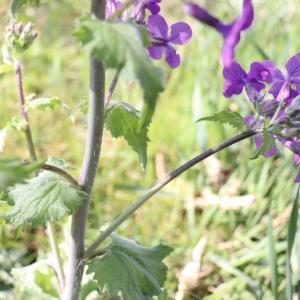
left=250, top=129, right=274, bottom=159
left=268, top=214, right=279, bottom=299
left=11, top=261, right=57, bottom=300
left=11, top=0, right=40, bottom=15
left=75, top=17, right=164, bottom=127
left=286, top=189, right=300, bottom=299
left=25, top=96, right=63, bottom=111
left=87, top=234, right=172, bottom=300
left=105, top=101, right=149, bottom=168
left=4, top=158, right=87, bottom=227
left=196, top=110, right=246, bottom=130
left=0, top=159, right=43, bottom=192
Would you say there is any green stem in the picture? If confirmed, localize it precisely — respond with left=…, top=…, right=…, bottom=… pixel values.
left=15, top=61, right=65, bottom=291
left=62, top=1, right=106, bottom=299
left=85, top=129, right=257, bottom=258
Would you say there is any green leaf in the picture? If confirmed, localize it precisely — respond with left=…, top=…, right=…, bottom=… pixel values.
left=11, top=0, right=40, bottom=15
left=25, top=97, right=63, bottom=111
left=0, top=159, right=43, bottom=192
left=87, top=234, right=172, bottom=300
left=12, top=261, right=58, bottom=300
left=250, top=129, right=274, bottom=160
left=196, top=110, right=245, bottom=130
left=268, top=214, right=279, bottom=300
left=25, top=96, right=75, bottom=122
left=105, top=101, right=149, bottom=168
left=75, top=17, right=164, bottom=128
left=286, top=188, right=300, bottom=299
left=5, top=158, right=87, bottom=227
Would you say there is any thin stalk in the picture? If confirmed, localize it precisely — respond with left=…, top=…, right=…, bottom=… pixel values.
left=15, top=62, right=65, bottom=291
left=104, top=70, right=120, bottom=111
left=42, top=164, right=80, bottom=187
left=85, top=130, right=257, bottom=258
left=62, top=1, right=106, bottom=299
left=47, top=223, right=66, bottom=294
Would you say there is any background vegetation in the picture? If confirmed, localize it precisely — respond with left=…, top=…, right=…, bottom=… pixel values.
left=0, top=0, right=300, bottom=299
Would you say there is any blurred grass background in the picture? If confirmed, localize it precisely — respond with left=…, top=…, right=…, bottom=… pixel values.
left=0, top=0, right=300, bottom=299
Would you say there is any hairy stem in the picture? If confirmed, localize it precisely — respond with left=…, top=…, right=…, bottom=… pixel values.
left=85, top=130, right=256, bottom=258
left=62, top=1, right=106, bottom=299
left=42, top=164, right=80, bottom=187
left=15, top=62, right=65, bottom=291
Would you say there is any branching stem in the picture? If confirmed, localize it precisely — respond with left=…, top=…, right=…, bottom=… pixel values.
left=15, top=61, right=65, bottom=292
left=85, top=129, right=257, bottom=258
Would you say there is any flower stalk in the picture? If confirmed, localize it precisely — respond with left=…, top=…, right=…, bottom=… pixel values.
left=15, top=62, right=65, bottom=291
left=62, top=1, right=106, bottom=299
left=85, top=129, right=257, bottom=258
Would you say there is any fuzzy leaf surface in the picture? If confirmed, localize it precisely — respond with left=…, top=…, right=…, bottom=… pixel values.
left=5, top=158, right=87, bottom=226
left=87, top=234, right=172, bottom=300
left=11, top=0, right=40, bottom=15
left=0, top=159, right=43, bottom=192
left=197, top=110, right=245, bottom=130
left=105, top=101, right=149, bottom=168
left=75, top=17, right=164, bottom=127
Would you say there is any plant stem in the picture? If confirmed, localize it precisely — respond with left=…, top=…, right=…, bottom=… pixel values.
left=15, top=63, right=37, bottom=161
left=42, top=164, right=80, bottom=187
left=104, top=70, right=120, bottom=111
left=15, top=62, right=65, bottom=291
left=47, top=223, right=66, bottom=293
left=62, top=1, right=106, bottom=299
left=85, top=129, right=257, bottom=258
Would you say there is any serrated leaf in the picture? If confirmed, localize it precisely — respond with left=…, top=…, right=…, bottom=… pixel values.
left=0, top=127, right=8, bottom=152
left=0, top=158, right=43, bottom=192
left=105, top=101, right=149, bottom=168
left=197, top=110, right=245, bottom=130
left=25, top=96, right=75, bottom=122
left=5, top=158, right=87, bottom=227
left=87, top=234, right=172, bottom=300
left=75, top=17, right=164, bottom=128
left=25, top=97, right=63, bottom=111
left=11, top=0, right=40, bottom=15
left=12, top=261, right=57, bottom=300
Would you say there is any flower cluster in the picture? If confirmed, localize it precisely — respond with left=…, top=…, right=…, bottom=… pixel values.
left=226, top=54, right=300, bottom=182
left=185, top=1, right=300, bottom=182
left=106, top=0, right=192, bottom=68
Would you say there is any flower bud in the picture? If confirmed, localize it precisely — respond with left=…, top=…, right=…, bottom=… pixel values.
left=5, top=20, right=37, bottom=55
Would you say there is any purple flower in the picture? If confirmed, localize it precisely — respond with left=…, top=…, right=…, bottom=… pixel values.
left=147, top=15, right=192, bottom=68
left=132, top=0, right=162, bottom=23
left=269, top=53, right=300, bottom=100
left=223, top=60, right=276, bottom=98
left=184, top=0, right=254, bottom=67
left=105, top=0, right=122, bottom=19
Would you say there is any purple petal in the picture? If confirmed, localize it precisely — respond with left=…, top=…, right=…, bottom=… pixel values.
left=183, top=2, right=226, bottom=33
left=286, top=52, right=300, bottom=78
left=255, top=134, right=263, bottom=149
left=295, top=170, right=300, bottom=183
left=248, top=61, right=276, bottom=84
left=147, top=15, right=169, bottom=40
left=147, top=45, right=165, bottom=60
left=222, top=0, right=254, bottom=67
left=294, top=154, right=300, bottom=165
left=146, top=2, right=161, bottom=15
left=244, top=114, right=255, bottom=125
left=223, top=62, right=247, bottom=97
left=264, top=145, right=277, bottom=157
left=169, top=22, right=193, bottom=45
left=269, top=69, right=286, bottom=97
left=165, top=45, right=180, bottom=68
